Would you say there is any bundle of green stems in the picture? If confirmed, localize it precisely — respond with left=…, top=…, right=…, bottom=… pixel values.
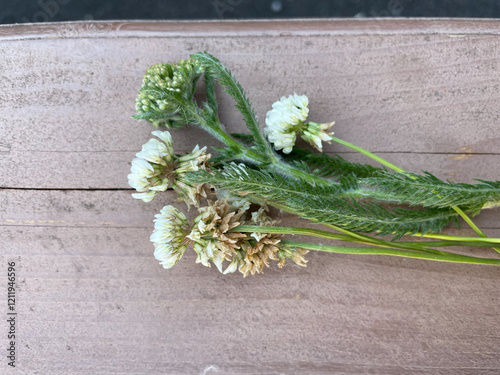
left=128, top=52, right=500, bottom=276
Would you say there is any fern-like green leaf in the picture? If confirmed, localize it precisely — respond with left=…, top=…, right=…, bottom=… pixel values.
left=187, top=162, right=342, bottom=202
left=286, top=196, right=456, bottom=239
left=285, top=148, right=384, bottom=180
left=203, top=68, right=218, bottom=116
left=362, top=171, right=500, bottom=209
left=191, top=52, right=274, bottom=156
left=186, top=163, right=457, bottom=238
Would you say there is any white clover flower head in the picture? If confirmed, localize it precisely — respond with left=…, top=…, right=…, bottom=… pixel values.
left=151, top=205, right=190, bottom=269
left=136, top=130, right=174, bottom=165
left=265, top=94, right=309, bottom=154
left=300, top=121, right=335, bottom=152
left=128, top=130, right=177, bottom=202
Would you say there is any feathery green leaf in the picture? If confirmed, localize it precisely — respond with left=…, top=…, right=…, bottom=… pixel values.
left=203, top=68, right=218, bottom=116
left=191, top=52, right=274, bottom=157
left=186, top=163, right=457, bottom=238
left=362, top=171, right=500, bottom=209
left=286, top=196, right=456, bottom=239
left=285, top=148, right=384, bottom=180
left=187, top=162, right=342, bottom=202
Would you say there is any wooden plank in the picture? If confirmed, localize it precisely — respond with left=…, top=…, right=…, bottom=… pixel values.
left=1, top=20, right=500, bottom=375
left=1, top=21, right=500, bottom=189
left=2, top=221, right=500, bottom=374
left=2, top=225, right=500, bottom=374
left=1, top=188, right=500, bottom=374
left=2, top=19, right=500, bottom=40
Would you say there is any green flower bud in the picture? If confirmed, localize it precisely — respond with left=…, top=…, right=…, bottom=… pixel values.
left=134, top=59, right=204, bottom=129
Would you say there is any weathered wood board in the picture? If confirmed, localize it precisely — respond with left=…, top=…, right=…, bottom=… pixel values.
left=0, top=20, right=499, bottom=374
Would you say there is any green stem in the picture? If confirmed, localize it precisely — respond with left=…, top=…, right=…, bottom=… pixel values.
left=192, top=109, right=267, bottom=165
left=411, top=232, right=500, bottom=244
left=395, top=240, right=500, bottom=248
left=330, top=136, right=405, bottom=172
left=281, top=240, right=500, bottom=266
left=451, top=206, right=500, bottom=253
left=329, top=136, right=500, bottom=254
left=233, top=224, right=447, bottom=255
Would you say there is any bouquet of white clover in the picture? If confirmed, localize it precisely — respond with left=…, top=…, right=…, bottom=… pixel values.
left=128, top=52, right=500, bottom=277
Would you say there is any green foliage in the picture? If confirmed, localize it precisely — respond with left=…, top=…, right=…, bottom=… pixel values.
left=187, top=163, right=457, bottom=238
left=285, top=148, right=384, bottom=180
left=187, top=162, right=342, bottom=202
left=287, top=196, right=456, bottom=239
left=362, top=171, right=500, bottom=209
left=203, top=68, right=218, bottom=116
left=132, top=52, right=500, bottom=268
left=191, top=52, right=274, bottom=157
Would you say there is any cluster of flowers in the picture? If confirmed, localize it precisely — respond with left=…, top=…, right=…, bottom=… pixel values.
left=264, top=93, right=335, bottom=153
left=135, top=59, right=204, bottom=128
left=131, top=54, right=500, bottom=273
left=128, top=130, right=211, bottom=206
left=128, top=130, right=308, bottom=277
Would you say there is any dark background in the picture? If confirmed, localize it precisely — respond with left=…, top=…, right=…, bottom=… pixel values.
left=2, top=0, right=500, bottom=24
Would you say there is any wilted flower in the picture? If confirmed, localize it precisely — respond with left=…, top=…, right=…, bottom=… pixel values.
left=231, top=207, right=283, bottom=277
left=151, top=205, right=191, bottom=269
left=186, top=200, right=308, bottom=277
left=187, top=199, right=247, bottom=272
left=216, top=188, right=252, bottom=211
left=173, top=180, right=213, bottom=209
left=277, top=247, right=309, bottom=269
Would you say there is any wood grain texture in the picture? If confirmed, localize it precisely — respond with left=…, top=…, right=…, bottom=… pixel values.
left=0, top=20, right=499, bottom=374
